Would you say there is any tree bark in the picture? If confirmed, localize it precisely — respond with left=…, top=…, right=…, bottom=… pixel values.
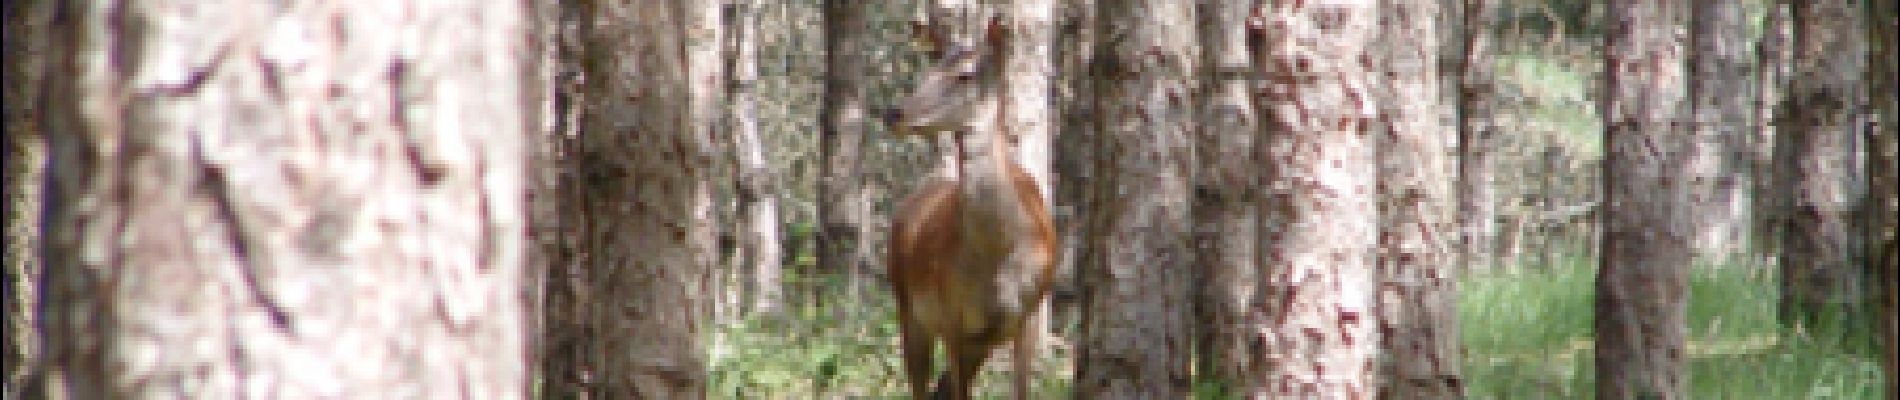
left=3, top=0, right=50, bottom=395
left=1596, top=0, right=1692, bottom=398
left=1242, top=1, right=1381, bottom=397
left=1775, top=0, right=1865, bottom=326
left=1688, top=0, right=1755, bottom=264
left=35, top=1, right=535, bottom=397
left=820, top=0, right=873, bottom=295
left=1862, top=0, right=1898, bottom=395
left=1375, top=0, right=1463, bottom=397
left=1457, top=0, right=1503, bottom=275
left=1194, top=0, right=1260, bottom=386
left=1073, top=0, right=1195, bottom=397
left=727, top=0, right=784, bottom=316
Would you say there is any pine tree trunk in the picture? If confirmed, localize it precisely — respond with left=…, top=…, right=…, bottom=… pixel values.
left=1861, top=0, right=1898, bottom=395
left=1245, top=1, right=1381, bottom=397
left=727, top=0, right=784, bottom=316
left=1457, top=0, right=1503, bottom=275
left=1073, top=0, right=1195, bottom=397
left=561, top=0, right=715, bottom=397
left=1375, top=0, right=1463, bottom=397
left=820, top=0, right=872, bottom=295
left=1775, top=0, right=1865, bottom=326
left=1596, top=0, right=1692, bottom=398
left=35, top=1, right=535, bottom=397
left=1688, top=0, right=1755, bottom=263
left=3, top=0, right=50, bottom=394
left=1194, top=0, right=1260, bottom=386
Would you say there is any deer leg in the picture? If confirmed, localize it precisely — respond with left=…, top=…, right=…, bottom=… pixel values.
left=1010, top=303, right=1043, bottom=400
left=933, top=338, right=995, bottom=400
left=897, top=299, right=937, bottom=399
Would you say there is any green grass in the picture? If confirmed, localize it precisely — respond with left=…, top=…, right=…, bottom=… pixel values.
left=709, top=254, right=1886, bottom=399
left=1461, top=256, right=1886, bottom=399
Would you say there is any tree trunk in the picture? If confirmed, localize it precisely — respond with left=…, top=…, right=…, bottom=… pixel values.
left=558, top=0, right=715, bottom=397
left=1049, top=0, right=1096, bottom=344
left=1596, top=0, right=1692, bottom=398
left=1457, top=0, right=1503, bottom=275
left=1775, top=0, right=1865, bottom=326
left=1241, top=1, right=1381, bottom=397
left=1861, top=0, right=1898, bottom=395
left=1375, top=0, right=1463, bottom=398
left=1688, top=0, right=1755, bottom=264
left=1003, top=0, right=1060, bottom=376
left=3, top=0, right=50, bottom=395
left=727, top=0, right=785, bottom=316
left=820, top=0, right=872, bottom=296
left=1072, top=0, right=1195, bottom=397
left=34, top=1, right=535, bottom=397
left=539, top=2, right=592, bottom=397
left=1193, top=0, right=1260, bottom=386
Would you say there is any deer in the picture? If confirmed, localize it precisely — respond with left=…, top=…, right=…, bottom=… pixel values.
left=882, top=17, right=1059, bottom=400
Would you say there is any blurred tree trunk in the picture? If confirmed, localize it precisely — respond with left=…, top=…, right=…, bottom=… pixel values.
left=1752, top=4, right=1792, bottom=255
left=1238, top=1, right=1380, bottom=396
left=727, top=0, right=784, bottom=316
left=1688, top=0, right=1754, bottom=264
left=1774, top=0, right=1865, bottom=327
left=33, top=0, right=535, bottom=397
left=1003, top=0, right=1060, bottom=372
left=3, top=0, right=49, bottom=395
left=539, top=2, right=591, bottom=397
left=1194, top=0, right=1259, bottom=385
left=1596, top=0, right=1692, bottom=398
left=820, top=0, right=872, bottom=296
left=1049, top=0, right=1096, bottom=339
left=1863, top=0, right=1898, bottom=394
left=1375, top=0, right=1463, bottom=398
left=1457, top=0, right=1503, bottom=274
left=1073, top=0, right=1194, bottom=397
left=554, top=0, right=715, bottom=397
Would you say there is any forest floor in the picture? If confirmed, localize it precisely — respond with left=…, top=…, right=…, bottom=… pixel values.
left=709, top=252, right=1888, bottom=399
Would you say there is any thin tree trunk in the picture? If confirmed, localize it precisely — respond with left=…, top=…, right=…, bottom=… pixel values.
left=1073, top=0, right=1195, bottom=397
left=1243, top=1, right=1381, bottom=396
left=35, top=1, right=535, bottom=397
left=1194, top=0, right=1260, bottom=386
left=728, top=0, right=784, bottom=316
left=1775, top=0, right=1865, bottom=326
left=820, top=0, right=872, bottom=297
left=1596, top=0, right=1692, bottom=398
left=1458, top=0, right=1503, bottom=275
left=1375, top=0, right=1463, bottom=397
left=564, top=0, right=714, bottom=397
left=1688, top=0, right=1754, bottom=264
left=1861, top=0, right=1898, bottom=395
left=3, top=0, right=50, bottom=394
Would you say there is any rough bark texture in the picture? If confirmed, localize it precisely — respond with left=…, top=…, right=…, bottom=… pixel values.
left=1073, top=0, right=1195, bottom=397
left=1688, top=0, right=1754, bottom=263
left=539, top=2, right=592, bottom=397
left=34, top=0, right=535, bottom=397
left=1864, top=0, right=1898, bottom=395
left=726, top=0, right=784, bottom=316
left=1456, top=0, right=1502, bottom=274
left=4, top=0, right=50, bottom=395
left=1050, top=0, right=1096, bottom=341
left=562, top=0, right=716, bottom=398
left=1596, top=0, right=1692, bottom=398
left=1374, top=0, right=1463, bottom=398
left=820, top=0, right=872, bottom=292
left=1195, top=0, right=1261, bottom=388
left=1775, top=0, right=1865, bottom=326
left=1243, top=1, right=1381, bottom=397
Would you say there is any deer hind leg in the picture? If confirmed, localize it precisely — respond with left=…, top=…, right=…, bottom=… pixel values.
left=897, top=309, right=936, bottom=399
left=932, top=338, right=997, bottom=400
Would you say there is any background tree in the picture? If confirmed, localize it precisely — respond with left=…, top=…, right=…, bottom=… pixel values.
left=1375, top=0, right=1464, bottom=397
left=1596, top=0, right=1692, bottom=398
left=1193, top=0, right=1260, bottom=387
left=1687, top=0, right=1754, bottom=264
left=33, top=0, right=535, bottom=397
left=1864, top=0, right=1898, bottom=394
left=1456, top=0, right=1503, bottom=274
left=819, top=0, right=874, bottom=297
left=547, top=0, right=717, bottom=396
left=1774, top=0, right=1865, bottom=326
left=3, top=0, right=50, bottom=394
left=1235, top=0, right=1381, bottom=396
left=726, top=0, right=786, bottom=315
left=1072, top=0, right=1195, bottom=397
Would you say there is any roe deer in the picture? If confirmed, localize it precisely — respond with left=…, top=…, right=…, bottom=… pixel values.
left=883, top=18, right=1058, bottom=400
